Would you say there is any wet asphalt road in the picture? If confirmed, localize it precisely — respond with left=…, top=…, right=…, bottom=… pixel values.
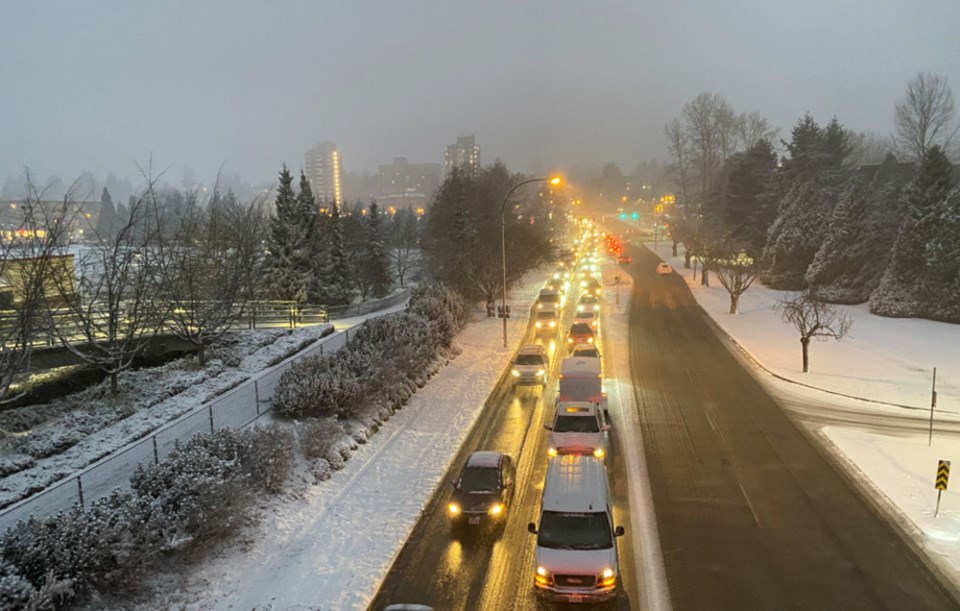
left=370, top=238, right=957, bottom=611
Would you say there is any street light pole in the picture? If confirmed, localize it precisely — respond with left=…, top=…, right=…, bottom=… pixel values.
left=500, top=177, right=557, bottom=348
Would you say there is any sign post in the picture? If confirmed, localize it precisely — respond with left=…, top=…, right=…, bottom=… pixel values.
left=935, top=460, right=950, bottom=518
left=929, top=367, right=938, bottom=446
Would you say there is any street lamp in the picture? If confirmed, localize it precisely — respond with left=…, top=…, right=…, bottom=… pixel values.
left=500, top=176, right=561, bottom=347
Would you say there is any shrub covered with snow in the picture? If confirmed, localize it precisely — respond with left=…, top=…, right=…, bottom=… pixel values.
left=0, top=425, right=294, bottom=607
left=272, top=285, right=466, bottom=421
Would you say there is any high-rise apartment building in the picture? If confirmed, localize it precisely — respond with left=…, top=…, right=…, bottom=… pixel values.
left=304, top=141, right=343, bottom=206
left=377, top=157, right=442, bottom=198
left=444, top=135, right=481, bottom=179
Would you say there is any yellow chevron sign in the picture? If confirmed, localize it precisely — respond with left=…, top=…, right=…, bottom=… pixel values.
left=936, top=460, right=950, bottom=491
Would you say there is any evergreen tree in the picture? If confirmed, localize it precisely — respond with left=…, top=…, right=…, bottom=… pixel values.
left=806, top=181, right=874, bottom=302
left=325, top=201, right=352, bottom=305
left=296, top=170, right=321, bottom=299
left=95, top=187, right=118, bottom=238
left=718, top=139, right=779, bottom=252
left=924, top=186, right=960, bottom=322
left=366, top=202, right=392, bottom=298
left=264, top=164, right=310, bottom=302
left=870, top=146, right=955, bottom=318
left=760, top=181, right=829, bottom=289
left=781, top=113, right=823, bottom=182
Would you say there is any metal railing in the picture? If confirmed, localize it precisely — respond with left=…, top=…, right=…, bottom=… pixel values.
left=0, top=324, right=354, bottom=534
left=327, top=289, right=411, bottom=320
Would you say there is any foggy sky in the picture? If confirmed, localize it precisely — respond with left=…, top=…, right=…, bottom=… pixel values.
left=2, top=0, right=958, bottom=188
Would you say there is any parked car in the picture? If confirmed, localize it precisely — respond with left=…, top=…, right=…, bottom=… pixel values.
left=513, top=344, right=549, bottom=387
left=566, top=323, right=596, bottom=348
left=447, top=451, right=515, bottom=528
left=656, top=262, right=672, bottom=276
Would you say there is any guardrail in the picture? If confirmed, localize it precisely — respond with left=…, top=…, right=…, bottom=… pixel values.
left=327, top=289, right=411, bottom=320
left=0, top=324, right=353, bottom=534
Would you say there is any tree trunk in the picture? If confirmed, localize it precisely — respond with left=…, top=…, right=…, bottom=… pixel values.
left=198, top=342, right=206, bottom=366
left=729, top=293, right=738, bottom=314
left=701, top=268, right=710, bottom=287
left=110, top=371, right=119, bottom=394
left=801, top=337, right=810, bottom=373
left=684, top=250, right=692, bottom=269
left=672, top=241, right=678, bottom=257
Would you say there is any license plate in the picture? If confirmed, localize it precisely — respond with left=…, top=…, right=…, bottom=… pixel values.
left=568, top=596, right=583, bottom=604
left=468, top=517, right=481, bottom=525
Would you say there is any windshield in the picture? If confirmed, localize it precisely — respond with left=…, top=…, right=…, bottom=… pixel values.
left=516, top=354, right=544, bottom=365
left=580, top=295, right=598, bottom=304
left=578, top=312, right=596, bottom=319
left=540, top=294, right=560, bottom=303
left=538, top=511, right=612, bottom=550
left=459, top=467, right=499, bottom=493
left=538, top=312, right=557, bottom=320
left=554, top=414, right=600, bottom=433
left=570, top=323, right=592, bottom=334
left=574, top=348, right=599, bottom=358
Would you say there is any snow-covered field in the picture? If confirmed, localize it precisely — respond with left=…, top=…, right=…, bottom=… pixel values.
left=135, top=271, right=550, bottom=610
left=644, top=242, right=960, bottom=593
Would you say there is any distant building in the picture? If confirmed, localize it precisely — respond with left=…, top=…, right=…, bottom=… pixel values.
left=377, top=157, right=442, bottom=203
left=304, top=141, right=343, bottom=206
left=444, top=135, right=481, bottom=179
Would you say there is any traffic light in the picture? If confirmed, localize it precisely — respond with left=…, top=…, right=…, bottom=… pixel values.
left=619, top=213, right=627, bottom=220
left=631, top=212, right=638, bottom=220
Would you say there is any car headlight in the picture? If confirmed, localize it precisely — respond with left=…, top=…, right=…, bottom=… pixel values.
left=547, top=446, right=557, bottom=457
left=536, top=369, right=545, bottom=376
left=535, top=321, right=542, bottom=328
left=511, top=369, right=520, bottom=377
left=577, top=304, right=584, bottom=312
left=598, top=567, right=616, bottom=588
left=567, top=338, right=573, bottom=343
left=536, top=566, right=553, bottom=587
left=537, top=303, right=543, bottom=309
left=593, top=448, right=605, bottom=459
left=448, top=502, right=460, bottom=515
left=595, top=289, right=602, bottom=296
left=588, top=337, right=594, bottom=343
left=549, top=321, right=556, bottom=328
left=594, top=305, right=600, bottom=312
left=488, top=502, right=505, bottom=516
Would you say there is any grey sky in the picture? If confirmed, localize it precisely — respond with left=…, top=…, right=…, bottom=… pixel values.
left=2, top=0, right=958, bottom=188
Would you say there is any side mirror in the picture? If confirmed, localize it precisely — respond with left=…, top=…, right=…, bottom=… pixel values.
left=601, top=424, right=611, bottom=432
left=543, top=423, right=553, bottom=431
left=615, top=526, right=625, bottom=537
left=528, top=522, right=538, bottom=534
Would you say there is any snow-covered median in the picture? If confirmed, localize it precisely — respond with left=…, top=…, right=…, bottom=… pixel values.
left=643, top=242, right=960, bottom=594
left=137, top=271, right=549, bottom=610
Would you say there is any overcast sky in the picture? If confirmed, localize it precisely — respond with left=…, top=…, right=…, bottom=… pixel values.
left=1, top=0, right=958, bottom=188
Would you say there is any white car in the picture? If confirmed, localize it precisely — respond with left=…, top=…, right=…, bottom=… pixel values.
left=574, top=310, right=598, bottom=329
left=546, top=402, right=610, bottom=459
left=577, top=294, right=600, bottom=313
left=656, top=262, right=672, bottom=276
left=571, top=343, right=601, bottom=359
left=512, top=345, right=549, bottom=386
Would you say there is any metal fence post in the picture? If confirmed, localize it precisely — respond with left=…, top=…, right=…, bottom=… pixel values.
left=77, top=476, right=84, bottom=510
left=208, top=404, right=215, bottom=433
left=152, top=436, right=159, bottom=464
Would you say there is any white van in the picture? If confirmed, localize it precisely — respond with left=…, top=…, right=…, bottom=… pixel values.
left=545, top=402, right=610, bottom=459
left=558, top=357, right=607, bottom=414
left=527, top=455, right=624, bottom=603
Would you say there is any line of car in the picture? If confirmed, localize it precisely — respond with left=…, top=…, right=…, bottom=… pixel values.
left=447, top=223, right=627, bottom=606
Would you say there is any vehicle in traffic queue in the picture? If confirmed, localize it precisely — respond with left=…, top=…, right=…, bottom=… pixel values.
left=656, top=262, right=672, bottom=276
left=571, top=343, right=601, bottom=360
left=577, top=293, right=600, bottom=313
left=545, top=402, right=610, bottom=459
left=512, top=344, right=549, bottom=387
left=574, top=309, right=598, bottom=329
left=535, top=305, right=560, bottom=334
left=537, top=288, right=562, bottom=310
left=528, top=455, right=625, bottom=604
left=545, top=277, right=566, bottom=294
left=566, top=322, right=595, bottom=349
left=448, top=451, right=515, bottom=529
left=558, top=356, right=607, bottom=414
left=583, top=278, right=603, bottom=297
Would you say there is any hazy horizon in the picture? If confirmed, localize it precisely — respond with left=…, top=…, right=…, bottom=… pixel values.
left=2, top=0, right=958, bottom=190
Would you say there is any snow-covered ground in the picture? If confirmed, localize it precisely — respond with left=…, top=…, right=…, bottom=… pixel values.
left=136, top=271, right=550, bottom=610
left=643, top=241, right=960, bottom=592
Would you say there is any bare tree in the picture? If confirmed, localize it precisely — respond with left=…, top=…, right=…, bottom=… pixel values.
left=385, top=208, right=421, bottom=288
left=775, top=290, right=852, bottom=373
left=664, top=118, right=693, bottom=205
left=48, top=182, right=167, bottom=394
left=895, top=72, right=959, bottom=161
left=0, top=171, right=78, bottom=402
left=156, top=189, right=267, bottom=365
left=713, top=239, right=760, bottom=314
left=737, top=110, right=780, bottom=150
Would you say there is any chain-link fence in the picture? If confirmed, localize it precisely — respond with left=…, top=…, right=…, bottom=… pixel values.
left=0, top=324, right=357, bottom=535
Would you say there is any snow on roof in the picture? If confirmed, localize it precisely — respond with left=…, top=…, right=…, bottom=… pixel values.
left=518, top=345, right=546, bottom=356
left=466, top=451, right=502, bottom=468
left=543, top=454, right=607, bottom=513
left=560, top=357, right=601, bottom=375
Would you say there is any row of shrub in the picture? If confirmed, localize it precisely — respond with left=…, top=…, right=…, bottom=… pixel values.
left=0, top=284, right=467, bottom=609
left=271, top=284, right=467, bottom=420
